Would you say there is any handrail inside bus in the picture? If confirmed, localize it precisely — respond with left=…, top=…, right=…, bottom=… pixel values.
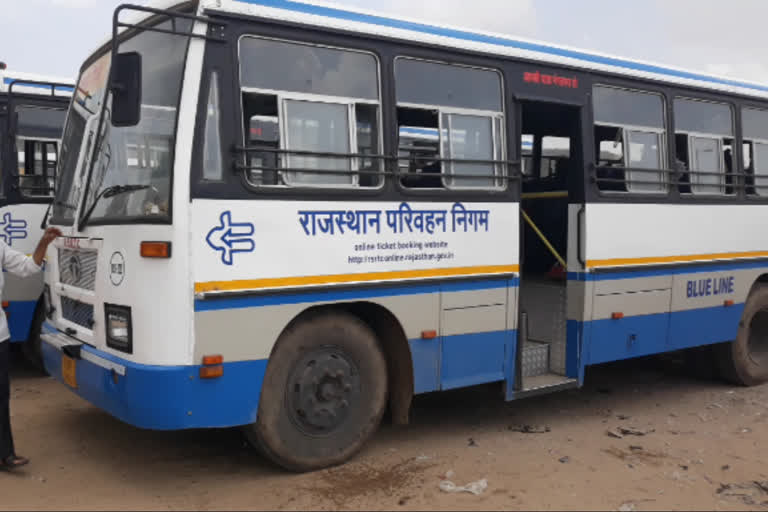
left=521, top=209, right=566, bottom=269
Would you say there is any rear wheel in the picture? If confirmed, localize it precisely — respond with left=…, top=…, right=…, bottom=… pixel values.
left=21, top=301, right=47, bottom=374
left=246, top=311, right=387, bottom=472
left=718, top=284, right=768, bottom=386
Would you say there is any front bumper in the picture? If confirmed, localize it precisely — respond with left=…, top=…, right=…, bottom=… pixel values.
left=41, top=323, right=268, bottom=431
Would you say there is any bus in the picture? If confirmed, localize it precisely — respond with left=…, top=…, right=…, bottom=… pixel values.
left=0, top=63, right=73, bottom=368
left=39, top=0, right=768, bottom=472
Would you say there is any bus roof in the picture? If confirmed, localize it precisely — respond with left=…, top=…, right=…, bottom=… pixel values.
left=0, top=68, right=74, bottom=96
left=185, top=0, right=768, bottom=100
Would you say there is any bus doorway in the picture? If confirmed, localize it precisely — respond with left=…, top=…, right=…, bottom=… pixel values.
left=517, top=100, right=582, bottom=395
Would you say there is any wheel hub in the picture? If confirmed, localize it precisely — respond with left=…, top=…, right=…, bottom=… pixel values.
left=288, top=348, right=360, bottom=435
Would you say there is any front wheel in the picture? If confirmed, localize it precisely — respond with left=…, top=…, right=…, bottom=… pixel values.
left=718, top=284, right=768, bottom=386
left=245, top=311, right=388, bottom=472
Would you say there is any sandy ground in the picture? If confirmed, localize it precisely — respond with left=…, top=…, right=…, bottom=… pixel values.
left=3, top=346, right=768, bottom=511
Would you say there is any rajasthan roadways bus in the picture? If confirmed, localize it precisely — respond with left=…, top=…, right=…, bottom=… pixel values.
left=0, top=63, right=73, bottom=368
left=39, top=0, right=768, bottom=472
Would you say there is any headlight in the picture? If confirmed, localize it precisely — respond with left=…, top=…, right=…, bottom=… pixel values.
left=43, top=284, right=54, bottom=318
left=104, top=304, right=132, bottom=353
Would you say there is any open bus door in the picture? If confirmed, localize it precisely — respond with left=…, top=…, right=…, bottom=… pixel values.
left=512, top=99, right=585, bottom=398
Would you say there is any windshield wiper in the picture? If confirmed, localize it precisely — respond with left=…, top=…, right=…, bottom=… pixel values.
left=78, top=184, right=150, bottom=230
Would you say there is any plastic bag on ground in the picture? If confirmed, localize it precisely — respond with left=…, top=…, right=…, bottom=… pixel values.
left=439, top=478, right=488, bottom=496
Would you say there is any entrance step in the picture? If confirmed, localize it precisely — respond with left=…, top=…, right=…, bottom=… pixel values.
left=521, top=342, right=550, bottom=378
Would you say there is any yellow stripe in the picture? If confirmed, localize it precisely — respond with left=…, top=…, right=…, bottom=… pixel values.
left=587, top=250, right=768, bottom=269
left=195, top=265, right=519, bottom=294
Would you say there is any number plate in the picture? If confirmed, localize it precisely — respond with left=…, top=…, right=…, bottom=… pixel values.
left=61, top=354, right=77, bottom=389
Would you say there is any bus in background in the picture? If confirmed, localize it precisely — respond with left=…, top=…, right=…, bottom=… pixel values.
left=0, top=62, right=74, bottom=368
left=39, top=0, right=768, bottom=472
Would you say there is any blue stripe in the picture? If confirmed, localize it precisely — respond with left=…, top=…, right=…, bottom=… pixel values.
left=42, top=340, right=268, bottom=430
left=195, top=278, right=518, bottom=312
left=568, top=259, right=768, bottom=282
left=584, top=303, right=744, bottom=366
left=3, top=77, right=74, bottom=92
left=233, top=0, right=768, bottom=94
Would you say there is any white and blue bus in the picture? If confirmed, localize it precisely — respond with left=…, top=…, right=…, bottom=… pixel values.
left=40, top=0, right=768, bottom=471
left=0, top=63, right=73, bottom=368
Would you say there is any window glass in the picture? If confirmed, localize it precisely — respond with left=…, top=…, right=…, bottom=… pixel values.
left=691, top=137, right=722, bottom=194
left=239, top=37, right=378, bottom=100
left=627, top=131, right=663, bottom=193
left=202, top=72, right=223, bottom=181
left=593, top=86, right=664, bottom=128
left=442, top=113, right=495, bottom=188
left=239, top=38, right=381, bottom=188
left=674, top=98, right=733, bottom=136
left=395, top=59, right=505, bottom=190
left=593, top=87, right=666, bottom=194
left=16, top=106, right=67, bottom=139
left=742, top=107, right=768, bottom=141
left=754, top=142, right=768, bottom=197
left=396, top=58, right=502, bottom=111
left=283, top=99, right=352, bottom=186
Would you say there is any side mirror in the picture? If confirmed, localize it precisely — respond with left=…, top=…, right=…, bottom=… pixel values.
left=110, top=52, right=142, bottom=127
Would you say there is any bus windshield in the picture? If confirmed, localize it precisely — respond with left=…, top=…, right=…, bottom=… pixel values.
left=54, top=18, right=191, bottom=225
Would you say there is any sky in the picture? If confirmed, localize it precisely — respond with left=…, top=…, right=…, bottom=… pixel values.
left=2, top=0, right=768, bottom=84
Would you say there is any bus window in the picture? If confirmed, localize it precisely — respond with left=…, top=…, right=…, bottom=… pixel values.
left=674, top=98, right=734, bottom=196
left=14, top=105, right=65, bottom=197
left=238, top=37, right=382, bottom=188
left=16, top=138, right=57, bottom=197
left=742, top=107, right=768, bottom=197
left=394, top=58, right=505, bottom=190
left=202, top=72, right=223, bottom=182
left=593, top=86, right=666, bottom=194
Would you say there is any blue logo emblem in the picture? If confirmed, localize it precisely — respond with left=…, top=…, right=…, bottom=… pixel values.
left=206, top=211, right=255, bottom=266
left=0, top=213, right=28, bottom=246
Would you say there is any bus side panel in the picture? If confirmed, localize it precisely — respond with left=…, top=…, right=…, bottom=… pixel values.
left=583, top=203, right=768, bottom=365
left=0, top=203, right=48, bottom=342
left=191, top=199, right=520, bottom=403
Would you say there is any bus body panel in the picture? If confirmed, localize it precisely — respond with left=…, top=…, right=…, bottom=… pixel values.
left=0, top=203, right=48, bottom=341
left=192, top=198, right=521, bottom=396
left=578, top=203, right=768, bottom=366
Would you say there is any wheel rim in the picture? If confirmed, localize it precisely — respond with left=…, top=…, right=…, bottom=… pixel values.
left=748, top=309, right=768, bottom=367
left=286, top=346, right=361, bottom=436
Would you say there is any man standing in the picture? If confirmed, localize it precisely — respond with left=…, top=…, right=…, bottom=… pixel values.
left=0, top=227, right=61, bottom=470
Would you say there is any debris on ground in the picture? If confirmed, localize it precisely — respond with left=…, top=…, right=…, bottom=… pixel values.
left=618, top=503, right=636, bottom=512
left=716, top=481, right=768, bottom=507
left=468, top=438, right=477, bottom=447
left=619, top=426, right=655, bottom=436
left=508, top=425, right=551, bottom=434
left=607, top=429, right=624, bottom=439
left=439, top=478, right=488, bottom=496
left=559, top=456, right=570, bottom=464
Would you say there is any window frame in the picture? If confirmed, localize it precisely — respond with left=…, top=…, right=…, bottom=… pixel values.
left=741, top=106, right=768, bottom=199
left=673, top=96, right=735, bottom=198
left=236, top=35, right=384, bottom=191
left=15, top=135, right=59, bottom=198
left=393, top=56, right=507, bottom=192
left=749, top=138, right=768, bottom=197
left=592, top=84, right=669, bottom=196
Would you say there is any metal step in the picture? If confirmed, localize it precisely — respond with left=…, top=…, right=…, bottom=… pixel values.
left=521, top=342, right=550, bottom=378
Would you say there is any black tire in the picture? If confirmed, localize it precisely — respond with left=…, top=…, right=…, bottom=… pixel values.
left=21, top=301, right=47, bottom=375
left=718, top=284, right=768, bottom=386
left=245, top=311, right=388, bottom=473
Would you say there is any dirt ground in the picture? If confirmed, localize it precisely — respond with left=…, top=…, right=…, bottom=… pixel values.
left=3, top=347, right=768, bottom=511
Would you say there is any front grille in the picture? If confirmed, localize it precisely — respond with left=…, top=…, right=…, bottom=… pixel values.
left=58, top=248, right=98, bottom=291
left=61, top=297, right=95, bottom=330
